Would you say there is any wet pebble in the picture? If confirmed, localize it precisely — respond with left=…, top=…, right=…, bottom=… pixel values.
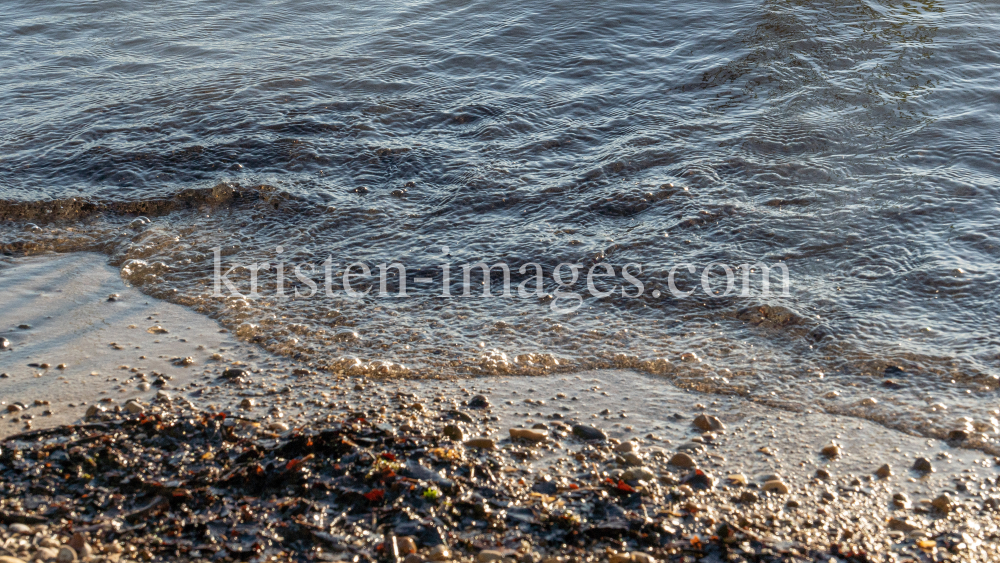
left=820, top=443, right=841, bottom=458
left=468, top=394, right=490, bottom=408
left=0, top=337, right=10, bottom=349
left=913, top=457, right=934, bottom=472
left=762, top=480, right=790, bottom=494
left=509, top=428, right=547, bottom=443
left=875, top=464, right=893, bottom=478
left=442, top=424, right=464, bottom=441
left=571, top=424, right=607, bottom=441
left=465, top=438, right=496, bottom=449
left=613, top=441, right=635, bottom=453
left=692, top=414, right=725, bottom=432
left=668, top=452, right=696, bottom=468
left=56, top=547, right=77, bottom=563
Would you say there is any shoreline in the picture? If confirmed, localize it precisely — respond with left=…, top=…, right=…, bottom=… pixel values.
left=2, top=253, right=1000, bottom=562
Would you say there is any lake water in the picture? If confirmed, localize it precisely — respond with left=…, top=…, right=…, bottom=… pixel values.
left=2, top=0, right=999, bottom=447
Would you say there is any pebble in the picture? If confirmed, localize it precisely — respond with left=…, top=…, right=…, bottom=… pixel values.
left=632, top=554, right=657, bottom=563
left=137, top=382, right=151, bottom=391
left=820, top=443, right=841, bottom=458
left=427, top=545, right=451, bottom=561
left=402, top=555, right=423, bottom=563
left=84, top=405, right=105, bottom=418
left=0, top=557, right=27, bottom=563
left=893, top=492, right=911, bottom=509
left=692, top=414, right=725, bottom=432
left=426, top=545, right=451, bottom=561
left=222, top=368, right=248, bottom=379
left=668, top=453, right=696, bottom=468
left=35, top=548, right=59, bottom=561
left=469, top=394, right=490, bottom=408
left=815, top=468, right=832, bottom=480
left=395, top=536, right=417, bottom=555
left=269, top=422, right=290, bottom=432
left=913, top=457, right=934, bottom=472
left=726, top=473, right=748, bottom=486
left=509, top=428, right=547, bottom=443
left=875, top=464, right=893, bottom=478
left=240, top=398, right=255, bottom=409
left=739, top=490, right=758, bottom=504
left=437, top=424, right=462, bottom=441
left=620, top=452, right=643, bottom=466
left=6, top=403, right=23, bottom=413
left=931, top=493, right=953, bottom=513
left=478, top=550, right=504, bottom=562
left=613, top=441, right=635, bottom=453
left=9, top=523, right=32, bottom=534
left=621, top=467, right=655, bottom=482
left=571, top=424, right=607, bottom=441
left=762, top=480, right=790, bottom=494
left=887, top=517, right=921, bottom=533
left=56, top=547, right=77, bottom=563
left=464, top=438, right=496, bottom=449
left=0, top=337, right=10, bottom=349
left=124, top=401, right=144, bottom=415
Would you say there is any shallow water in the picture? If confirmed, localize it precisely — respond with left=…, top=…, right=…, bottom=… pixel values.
left=1, top=0, right=999, bottom=446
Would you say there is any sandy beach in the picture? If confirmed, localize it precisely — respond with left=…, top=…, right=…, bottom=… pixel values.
left=3, top=253, right=999, bottom=563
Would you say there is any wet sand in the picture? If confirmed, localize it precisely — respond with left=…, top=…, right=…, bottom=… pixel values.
left=2, top=253, right=999, bottom=562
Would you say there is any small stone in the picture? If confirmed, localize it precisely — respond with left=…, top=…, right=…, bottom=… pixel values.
left=146, top=325, right=169, bottom=334
left=608, top=554, right=631, bottom=563
left=395, top=536, right=417, bottom=555
left=631, top=552, right=657, bottom=563
left=469, top=394, right=490, bottom=408
left=403, top=555, right=424, bottom=563
left=0, top=337, right=10, bottom=349
left=269, top=422, right=289, bottom=432
left=427, top=545, right=451, bottom=561
left=10, top=523, right=32, bottom=534
left=571, top=424, right=607, bottom=441
left=692, top=414, right=725, bottom=432
left=84, top=404, right=105, bottom=418
left=509, top=428, right=548, bottom=443
left=6, top=403, right=23, bottom=413
left=465, top=438, right=496, bottom=449
left=0, top=557, right=28, bottom=563
left=613, top=441, right=635, bottom=453
left=478, top=550, right=504, bottom=563
left=893, top=492, right=911, bottom=509
left=240, top=398, right=255, bottom=410
left=668, top=452, right=696, bottom=468
left=875, top=464, right=893, bottom=478
left=785, top=499, right=800, bottom=508
left=443, top=424, right=464, bottom=441
left=821, top=443, right=841, bottom=458
left=621, top=467, right=656, bottom=482
left=815, top=468, right=832, bottom=480
left=222, top=368, right=248, bottom=380
left=931, top=494, right=953, bottom=513
left=620, top=452, right=643, bottom=466
left=155, top=390, right=171, bottom=401
left=34, top=548, right=59, bottom=561
left=680, top=469, right=714, bottom=490
left=67, top=534, right=88, bottom=555
left=762, top=480, right=789, bottom=494
left=947, top=429, right=969, bottom=442
left=124, top=401, right=144, bottom=415
left=887, top=517, right=921, bottom=533
left=913, top=457, right=934, bottom=472
left=57, top=363, right=67, bottom=369
left=739, top=491, right=759, bottom=504
left=726, top=473, right=748, bottom=486
left=56, top=547, right=77, bottom=563
left=137, top=382, right=151, bottom=391
left=821, top=490, right=838, bottom=502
